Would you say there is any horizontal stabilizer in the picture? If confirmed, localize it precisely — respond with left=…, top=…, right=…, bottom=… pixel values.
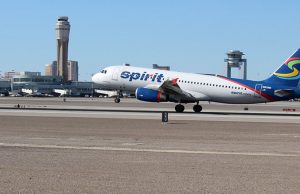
left=274, top=89, right=294, bottom=97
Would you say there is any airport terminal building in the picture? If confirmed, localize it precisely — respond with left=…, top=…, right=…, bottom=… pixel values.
left=0, top=74, right=102, bottom=97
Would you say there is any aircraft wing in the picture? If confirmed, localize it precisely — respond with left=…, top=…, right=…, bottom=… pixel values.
left=158, top=78, right=194, bottom=98
left=145, top=78, right=209, bottom=103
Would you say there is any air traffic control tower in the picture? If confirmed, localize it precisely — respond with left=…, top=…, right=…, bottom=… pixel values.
left=56, top=16, right=70, bottom=82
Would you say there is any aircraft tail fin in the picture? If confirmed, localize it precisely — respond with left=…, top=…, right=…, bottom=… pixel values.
left=264, top=49, right=300, bottom=87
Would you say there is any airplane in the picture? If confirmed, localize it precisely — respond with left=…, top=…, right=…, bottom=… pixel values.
left=92, top=49, right=300, bottom=112
left=94, top=89, right=118, bottom=98
left=21, top=88, right=46, bottom=97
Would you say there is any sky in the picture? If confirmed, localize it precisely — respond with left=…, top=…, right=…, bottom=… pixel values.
left=1, top=0, right=300, bottom=81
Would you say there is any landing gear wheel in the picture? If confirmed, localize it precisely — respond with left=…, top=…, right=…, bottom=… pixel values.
left=193, top=104, right=202, bottom=112
left=175, top=104, right=185, bottom=113
left=114, top=97, right=120, bottom=103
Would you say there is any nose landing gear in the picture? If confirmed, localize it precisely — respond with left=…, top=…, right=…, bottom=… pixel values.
left=114, top=90, right=122, bottom=103
left=114, top=97, right=120, bottom=103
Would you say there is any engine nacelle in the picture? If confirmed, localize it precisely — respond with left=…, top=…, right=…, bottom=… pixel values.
left=135, top=88, right=167, bottom=102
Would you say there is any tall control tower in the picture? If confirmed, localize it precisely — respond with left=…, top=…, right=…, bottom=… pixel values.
left=56, top=16, right=70, bottom=82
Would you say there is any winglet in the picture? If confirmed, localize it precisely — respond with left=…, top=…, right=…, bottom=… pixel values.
left=171, top=78, right=179, bottom=85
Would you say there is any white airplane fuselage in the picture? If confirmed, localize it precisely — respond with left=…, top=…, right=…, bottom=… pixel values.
left=92, top=65, right=270, bottom=104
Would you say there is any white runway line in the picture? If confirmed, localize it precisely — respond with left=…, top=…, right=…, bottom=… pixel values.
left=1, top=108, right=300, bottom=123
left=0, top=143, right=299, bottom=157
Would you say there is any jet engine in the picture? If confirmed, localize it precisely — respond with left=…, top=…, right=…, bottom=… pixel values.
left=135, top=88, right=167, bottom=102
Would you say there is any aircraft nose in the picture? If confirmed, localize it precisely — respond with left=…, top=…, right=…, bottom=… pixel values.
left=91, top=74, right=99, bottom=83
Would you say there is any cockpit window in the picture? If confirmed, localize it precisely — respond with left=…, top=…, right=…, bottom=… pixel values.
left=100, top=70, right=108, bottom=74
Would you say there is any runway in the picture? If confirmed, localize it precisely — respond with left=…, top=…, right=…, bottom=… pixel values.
left=1, top=108, right=300, bottom=124
left=0, top=97, right=300, bottom=193
left=1, top=97, right=300, bottom=123
left=1, top=142, right=299, bottom=157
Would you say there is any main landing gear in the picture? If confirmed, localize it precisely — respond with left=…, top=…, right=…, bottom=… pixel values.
left=193, top=104, right=202, bottom=113
left=175, top=104, right=185, bottom=112
left=175, top=102, right=202, bottom=113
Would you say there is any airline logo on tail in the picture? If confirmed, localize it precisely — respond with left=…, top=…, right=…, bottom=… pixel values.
left=273, top=58, right=300, bottom=80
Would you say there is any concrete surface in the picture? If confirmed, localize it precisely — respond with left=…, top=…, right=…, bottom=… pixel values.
left=1, top=97, right=300, bottom=113
left=0, top=110, right=300, bottom=193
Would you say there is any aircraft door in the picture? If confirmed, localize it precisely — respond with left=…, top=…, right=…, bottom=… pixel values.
left=254, top=84, right=263, bottom=96
left=112, top=68, right=119, bottom=81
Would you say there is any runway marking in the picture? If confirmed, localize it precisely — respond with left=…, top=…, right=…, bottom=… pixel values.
left=1, top=109, right=300, bottom=123
left=0, top=143, right=299, bottom=157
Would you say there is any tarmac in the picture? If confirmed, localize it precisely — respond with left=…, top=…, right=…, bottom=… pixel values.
left=0, top=97, right=300, bottom=193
